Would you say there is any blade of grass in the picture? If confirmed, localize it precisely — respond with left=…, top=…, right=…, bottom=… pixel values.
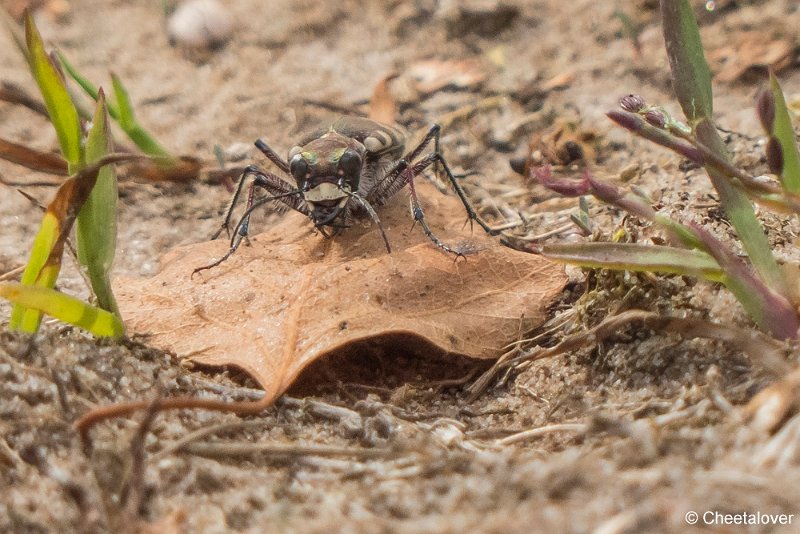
left=766, top=72, right=800, bottom=193
left=660, top=0, right=785, bottom=295
left=1, top=282, right=124, bottom=337
left=58, top=52, right=176, bottom=160
left=541, top=242, right=724, bottom=281
left=543, top=239, right=797, bottom=338
left=688, top=222, right=798, bottom=339
left=24, top=11, right=82, bottom=172
left=55, top=50, right=121, bottom=121
left=660, top=0, right=711, bottom=124
left=9, top=207, right=62, bottom=332
left=77, top=90, right=119, bottom=315
left=9, top=154, right=139, bottom=332
left=110, top=73, right=172, bottom=159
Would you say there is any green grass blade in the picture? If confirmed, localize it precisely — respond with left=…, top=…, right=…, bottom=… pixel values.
left=688, top=222, right=798, bottom=339
left=56, top=50, right=121, bottom=121
left=110, top=73, right=172, bottom=158
left=58, top=51, right=174, bottom=160
left=659, top=0, right=785, bottom=295
left=542, top=242, right=724, bottom=282
left=767, top=72, right=800, bottom=193
left=9, top=154, right=138, bottom=332
left=9, top=211, right=63, bottom=332
left=60, top=53, right=176, bottom=161
left=1, top=282, right=124, bottom=338
left=701, top=133, right=785, bottom=294
left=111, top=72, right=134, bottom=131
left=77, top=90, right=120, bottom=316
left=24, top=12, right=82, bottom=172
left=660, top=0, right=712, bottom=122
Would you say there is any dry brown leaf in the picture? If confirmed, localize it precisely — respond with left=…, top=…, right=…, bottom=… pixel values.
left=126, top=155, right=203, bottom=183
left=368, top=73, right=398, bottom=125
left=709, top=32, right=794, bottom=84
left=115, top=181, right=567, bottom=402
left=0, top=135, right=68, bottom=175
left=406, top=58, right=486, bottom=95
left=744, top=366, right=800, bottom=434
left=541, top=70, right=575, bottom=92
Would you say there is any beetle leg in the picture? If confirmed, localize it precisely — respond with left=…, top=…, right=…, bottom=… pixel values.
left=404, top=167, right=465, bottom=258
left=193, top=187, right=305, bottom=276
left=368, top=125, right=498, bottom=238
left=214, top=165, right=310, bottom=238
left=412, top=152, right=498, bottom=236
left=366, top=158, right=462, bottom=257
left=211, top=164, right=258, bottom=240
left=197, top=165, right=310, bottom=275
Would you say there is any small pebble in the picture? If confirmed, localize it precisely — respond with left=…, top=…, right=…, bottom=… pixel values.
left=168, top=0, right=234, bottom=50
left=224, top=142, right=252, bottom=162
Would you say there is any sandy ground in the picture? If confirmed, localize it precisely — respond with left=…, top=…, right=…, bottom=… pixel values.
left=2, top=0, right=800, bottom=532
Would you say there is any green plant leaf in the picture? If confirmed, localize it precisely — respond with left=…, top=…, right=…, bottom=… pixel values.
left=541, top=242, right=723, bottom=281
left=660, top=0, right=712, bottom=123
left=58, top=53, right=178, bottom=162
left=767, top=72, right=800, bottom=193
left=56, top=50, right=121, bottom=121
left=24, top=11, right=82, bottom=172
left=77, top=89, right=120, bottom=316
left=1, top=282, right=124, bottom=338
left=9, top=210, right=62, bottom=332
left=110, top=72, right=172, bottom=158
left=659, top=0, right=785, bottom=296
left=687, top=222, right=798, bottom=339
left=9, top=154, right=138, bottom=332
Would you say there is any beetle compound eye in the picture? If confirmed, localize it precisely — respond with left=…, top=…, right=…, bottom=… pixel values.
left=289, top=155, right=309, bottom=182
left=338, top=150, right=361, bottom=176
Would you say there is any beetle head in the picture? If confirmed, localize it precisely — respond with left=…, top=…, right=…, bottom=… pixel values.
left=288, top=131, right=366, bottom=226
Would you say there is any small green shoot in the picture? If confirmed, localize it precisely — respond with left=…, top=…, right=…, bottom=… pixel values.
left=23, top=13, right=81, bottom=172
left=8, top=154, right=134, bottom=333
left=535, top=0, right=800, bottom=340
left=661, top=0, right=784, bottom=294
left=10, top=11, right=84, bottom=331
left=5, top=12, right=136, bottom=337
left=1, top=283, right=124, bottom=338
left=757, top=72, right=800, bottom=194
left=77, top=90, right=120, bottom=316
left=110, top=72, right=172, bottom=159
left=544, top=242, right=723, bottom=280
left=56, top=50, right=173, bottom=160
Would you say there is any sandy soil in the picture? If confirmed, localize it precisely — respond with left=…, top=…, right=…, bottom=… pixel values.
left=2, top=0, right=800, bottom=532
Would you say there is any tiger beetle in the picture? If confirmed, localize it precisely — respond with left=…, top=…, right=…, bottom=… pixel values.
left=194, top=116, right=496, bottom=274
